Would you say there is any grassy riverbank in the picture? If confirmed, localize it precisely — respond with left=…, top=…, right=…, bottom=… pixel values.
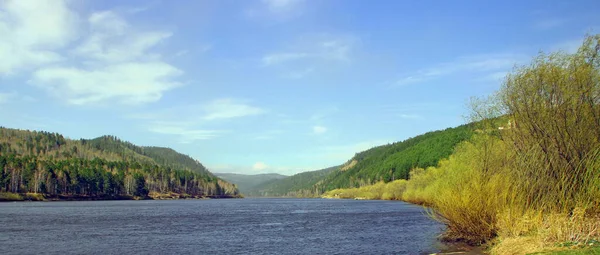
left=324, top=35, right=600, bottom=255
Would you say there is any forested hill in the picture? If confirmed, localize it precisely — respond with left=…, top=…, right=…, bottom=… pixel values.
left=86, top=136, right=213, bottom=176
left=228, top=122, right=474, bottom=198
left=318, top=124, right=474, bottom=190
left=247, top=166, right=338, bottom=197
left=256, top=123, right=475, bottom=197
left=0, top=127, right=239, bottom=200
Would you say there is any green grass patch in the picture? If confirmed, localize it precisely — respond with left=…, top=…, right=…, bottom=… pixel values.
left=528, top=247, right=600, bottom=255
left=0, top=192, right=24, bottom=201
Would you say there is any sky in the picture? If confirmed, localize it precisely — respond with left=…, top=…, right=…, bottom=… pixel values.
left=1, top=0, right=599, bottom=175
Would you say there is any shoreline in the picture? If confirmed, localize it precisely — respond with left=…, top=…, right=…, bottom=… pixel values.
left=0, top=192, right=242, bottom=202
left=322, top=196, right=486, bottom=254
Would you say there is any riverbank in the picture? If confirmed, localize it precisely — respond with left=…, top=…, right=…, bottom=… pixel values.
left=323, top=191, right=600, bottom=255
left=0, top=192, right=242, bottom=202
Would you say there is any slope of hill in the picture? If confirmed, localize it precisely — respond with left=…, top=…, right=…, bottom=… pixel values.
left=215, top=173, right=287, bottom=195
left=86, top=135, right=213, bottom=176
left=0, top=127, right=239, bottom=200
left=247, top=123, right=475, bottom=197
left=318, top=124, right=474, bottom=190
left=248, top=166, right=338, bottom=197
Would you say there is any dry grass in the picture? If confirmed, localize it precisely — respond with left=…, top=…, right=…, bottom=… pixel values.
left=323, top=180, right=407, bottom=200
left=492, top=236, right=549, bottom=255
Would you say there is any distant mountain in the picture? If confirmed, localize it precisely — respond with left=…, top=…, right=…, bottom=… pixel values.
left=215, top=173, right=287, bottom=195
left=248, top=166, right=338, bottom=197
left=0, top=127, right=239, bottom=199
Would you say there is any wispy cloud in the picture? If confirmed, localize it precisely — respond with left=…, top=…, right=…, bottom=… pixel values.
left=261, top=34, right=358, bottom=78
left=147, top=121, right=223, bottom=143
left=203, top=99, right=265, bottom=120
left=394, top=53, right=526, bottom=86
left=128, top=98, right=264, bottom=142
left=128, top=98, right=265, bottom=122
left=263, top=36, right=356, bottom=66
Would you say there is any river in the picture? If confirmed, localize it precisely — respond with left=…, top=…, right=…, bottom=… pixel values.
left=0, top=198, right=448, bottom=254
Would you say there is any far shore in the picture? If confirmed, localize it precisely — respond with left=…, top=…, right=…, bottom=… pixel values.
left=0, top=192, right=242, bottom=202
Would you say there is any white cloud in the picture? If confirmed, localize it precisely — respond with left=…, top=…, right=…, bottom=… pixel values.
left=33, top=62, right=182, bottom=105
left=0, top=0, right=78, bottom=74
left=0, top=2, right=184, bottom=105
left=312, top=125, right=327, bottom=134
left=203, top=99, right=265, bottom=120
left=131, top=98, right=264, bottom=142
left=395, top=53, right=526, bottom=86
left=74, top=11, right=172, bottom=63
left=252, top=162, right=269, bottom=171
left=147, top=121, right=223, bottom=143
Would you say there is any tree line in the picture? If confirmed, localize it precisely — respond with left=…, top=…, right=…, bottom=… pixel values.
left=0, top=127, right=239, bottom=198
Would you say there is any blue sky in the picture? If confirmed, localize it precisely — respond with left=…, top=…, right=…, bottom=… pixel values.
left=1, top=0, right=599, bottom=175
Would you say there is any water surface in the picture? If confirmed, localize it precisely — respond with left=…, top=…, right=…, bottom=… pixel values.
left=0, top=198, right=446, bottom=254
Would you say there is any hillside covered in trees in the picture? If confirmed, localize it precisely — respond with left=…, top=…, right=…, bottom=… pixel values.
left=318, top=124, right=474, bottom=190
left=239, top=124, right=475, bottom=198
left=0, top=127, right=240, bottom=200
left=247, top=166, right=339, bottom=197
